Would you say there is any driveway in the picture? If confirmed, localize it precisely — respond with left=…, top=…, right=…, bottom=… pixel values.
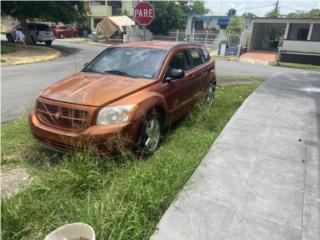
left=1, top=40, right=317, bottom=123
left=151, top=71, right=320, bottom=240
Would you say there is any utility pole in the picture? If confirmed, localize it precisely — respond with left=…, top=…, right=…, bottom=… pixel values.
left=274, top=0, right=279, bottom=12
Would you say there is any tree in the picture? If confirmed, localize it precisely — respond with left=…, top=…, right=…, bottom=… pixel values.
left=265, top=9, right=281, bottom=18
left=242, top=12, right=257, bottom=19
left=265, top=0, right=280, bottom=18
left=190, top=0, right=209, bottom=15
left=179, top=0, right=209, bottom=15
left=148, top=1, right=185, bottom=35
left=226, top=16, right=245, bottom=33
left=287, top=8, right=320, bottom=18
left=148, top=1, right=209, bottom=35
left=1, top=1, right=88, bottom=44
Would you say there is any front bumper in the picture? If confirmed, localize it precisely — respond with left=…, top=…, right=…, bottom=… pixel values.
left=29, top=110, right=141, bottom=154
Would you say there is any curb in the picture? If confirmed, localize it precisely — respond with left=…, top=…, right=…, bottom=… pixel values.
left=1, top=46, right=62, bottom=65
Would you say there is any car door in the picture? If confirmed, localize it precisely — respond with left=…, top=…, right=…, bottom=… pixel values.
left=188, top=48, right=207, bottom=99
left=200, top=47, right=216, bottom=91
left=163, top=49, right=196, bottom=121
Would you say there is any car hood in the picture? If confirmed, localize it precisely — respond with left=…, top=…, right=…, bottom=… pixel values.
left=40, top=72, right=153, bottom=106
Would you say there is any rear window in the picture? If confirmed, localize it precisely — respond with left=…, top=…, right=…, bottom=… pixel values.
left=190, top=49, right=204, bottom=67
left=36, top=24, right=50, bottom=31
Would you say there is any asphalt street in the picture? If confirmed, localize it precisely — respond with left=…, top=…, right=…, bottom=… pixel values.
left=1, top=40, right=318, bottom=122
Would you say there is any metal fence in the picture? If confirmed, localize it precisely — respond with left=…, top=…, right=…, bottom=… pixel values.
left=153, top=30, right=241, bottom=49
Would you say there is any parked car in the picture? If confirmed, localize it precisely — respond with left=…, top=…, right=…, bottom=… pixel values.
left=53, top=25, right=78, bottom=38
left=29, top=41, right=216, bottom=155
left=6, top=23, right=54, bottom=46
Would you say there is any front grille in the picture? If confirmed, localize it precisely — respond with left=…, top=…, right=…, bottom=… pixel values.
left=36, top=101, right=88, bottom=131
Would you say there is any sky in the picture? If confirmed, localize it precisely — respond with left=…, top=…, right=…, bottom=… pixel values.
left=205, top=0, right=320, bottom=16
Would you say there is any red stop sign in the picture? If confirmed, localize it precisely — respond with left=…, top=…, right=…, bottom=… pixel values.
left=133, top=2, right=155, bottom=26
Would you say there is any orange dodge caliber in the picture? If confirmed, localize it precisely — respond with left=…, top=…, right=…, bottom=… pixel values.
left=29, top=41, right=216, bottom=155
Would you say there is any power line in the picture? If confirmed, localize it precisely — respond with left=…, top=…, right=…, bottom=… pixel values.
left=238, top=3, right=275, bottom=12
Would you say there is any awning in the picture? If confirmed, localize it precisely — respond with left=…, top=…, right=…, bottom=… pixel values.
left=218, top=18, right=229, bottom=27
left=97, top=16, right=135, bottom=38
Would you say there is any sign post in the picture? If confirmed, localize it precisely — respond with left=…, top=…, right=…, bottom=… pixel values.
left=133, top=2, right=155, bottom=41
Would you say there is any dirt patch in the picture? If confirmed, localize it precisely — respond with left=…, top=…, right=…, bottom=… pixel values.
left=1, top=168, right=33, bottom=199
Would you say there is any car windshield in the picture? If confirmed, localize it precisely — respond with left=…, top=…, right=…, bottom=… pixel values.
left=84, top=47, right=167, bottom=79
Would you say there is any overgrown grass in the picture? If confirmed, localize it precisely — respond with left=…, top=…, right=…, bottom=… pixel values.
left=1, top=42, right=18, bottom=54
left=271, top=61, right=320, bottom=72
left=1, top=84, right=258, bottom=240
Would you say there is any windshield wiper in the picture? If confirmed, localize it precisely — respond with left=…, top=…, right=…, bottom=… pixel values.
left=104, top=70, right=129, bottom=76
left=83, top=67, right=102, bottom=74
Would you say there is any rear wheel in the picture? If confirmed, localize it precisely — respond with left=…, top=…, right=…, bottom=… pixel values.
left=6, top=34, right=14, bottom=43
left=45, top=40, right=52, bottom=46
left=136, top=109, right=162, bottom=155
left=31, top=36, right=36, bottom=44
left=204, top=82, right=216, bottom=105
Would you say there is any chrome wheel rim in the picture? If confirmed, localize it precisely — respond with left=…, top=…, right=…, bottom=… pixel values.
left=206, top=84, right=215, bottom=105
left=144, top=117, right=160, bottom=153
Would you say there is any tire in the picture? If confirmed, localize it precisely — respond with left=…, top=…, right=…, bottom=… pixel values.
left=73, top=32, right=78, bottom=37
left=59, top=33, right=64, bottom=39
left=204, top=82, right=216, bottom=105
left=135, top=109, right=162, bottom=155
left=7, top=34, right=14, bottom=43
left=45, top=40, right=52, bottom=46
left=31, top=36, right=36, bottom=44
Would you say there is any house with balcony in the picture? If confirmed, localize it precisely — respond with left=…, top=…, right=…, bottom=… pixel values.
left=249, top=18, right=320, bottom=65
left=88, top=0, right=135, bottom=31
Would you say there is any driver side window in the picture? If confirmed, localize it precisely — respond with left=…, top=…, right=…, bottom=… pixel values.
left=169, top=50, right=191, bottom=71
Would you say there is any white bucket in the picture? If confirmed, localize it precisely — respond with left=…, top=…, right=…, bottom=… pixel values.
left=44, top=223, right=95, bottom=240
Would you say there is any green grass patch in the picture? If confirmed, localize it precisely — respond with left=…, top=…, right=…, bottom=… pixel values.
left=1, top=84, right=258, bottom=240
left=217, top=75, right=266, bottom=85
left=1, top=42, right=18, bottom=54
left=271, top=61, right=320, bottom=72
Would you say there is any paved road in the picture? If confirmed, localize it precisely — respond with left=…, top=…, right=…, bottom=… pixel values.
left=1, top=41, right=317, bottom=122
left=1, top=41, right=105, bottom=122
left=152, top=71, right=320, bottom=240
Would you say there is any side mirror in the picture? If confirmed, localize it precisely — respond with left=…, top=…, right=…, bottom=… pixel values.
left=165, top=68, right=185, bottom=82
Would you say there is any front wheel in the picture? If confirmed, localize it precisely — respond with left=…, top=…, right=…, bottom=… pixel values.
left=135, top=110, right=162, bottom=155
left=204, top=82, right=216, bottom=105
left=45, top=40, right=52, bottom=46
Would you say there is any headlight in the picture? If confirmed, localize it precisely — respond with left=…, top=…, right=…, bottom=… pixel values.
left=96, top=105, right=137, bottom=125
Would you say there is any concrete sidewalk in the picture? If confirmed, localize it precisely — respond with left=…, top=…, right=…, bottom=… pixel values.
left=151, top=72, right=320, bottom=240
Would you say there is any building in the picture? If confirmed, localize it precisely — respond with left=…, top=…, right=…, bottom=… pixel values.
left=185, top=14, right=229, bottom=35
left=88, top=0, right=135, bottom=31
left=249, top=18, right=320, bottom=64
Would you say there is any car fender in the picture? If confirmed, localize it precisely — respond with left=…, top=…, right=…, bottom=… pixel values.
left=108, top=91, right=168, bottom=123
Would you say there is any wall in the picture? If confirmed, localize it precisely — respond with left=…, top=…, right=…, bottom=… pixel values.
left=311, top=24, right=320, bottom=41
left=89, top=5, right=112, bottom=17
left=282, top=40, right=320, bottom=53
left=122, top=1, right=134, bottom=16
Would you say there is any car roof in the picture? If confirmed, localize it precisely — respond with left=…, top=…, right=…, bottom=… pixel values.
left=114, top=40, right=205, bottom=51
